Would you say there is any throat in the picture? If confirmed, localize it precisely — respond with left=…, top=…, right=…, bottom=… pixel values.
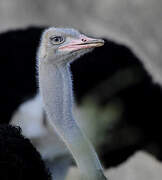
left=39, top=62, right=74, bottom=131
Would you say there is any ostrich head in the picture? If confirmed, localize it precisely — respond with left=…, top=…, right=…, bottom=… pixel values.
left=38, top=27, right=104, bottom=64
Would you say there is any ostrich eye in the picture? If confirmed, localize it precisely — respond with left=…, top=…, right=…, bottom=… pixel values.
left=50, top=36, right=65, bottom=45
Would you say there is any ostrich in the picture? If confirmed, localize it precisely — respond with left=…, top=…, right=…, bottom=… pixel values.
left=37, top=27, right=106, bottom=180
left=0, top=124, right=51, bottom=180
left=3, top=27, right=162, bottom=178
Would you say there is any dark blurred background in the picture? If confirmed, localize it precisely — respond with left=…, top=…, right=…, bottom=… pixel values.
left=0, top=0, right=162, bottom=179
left=0, top=0, right=162, bottom=83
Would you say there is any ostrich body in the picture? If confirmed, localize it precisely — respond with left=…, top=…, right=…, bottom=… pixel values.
left=37, top=27, right=106, bottom=180
left=0, top=124, right=51, bottom=180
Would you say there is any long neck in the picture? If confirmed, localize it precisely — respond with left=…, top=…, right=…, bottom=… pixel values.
left=39, top=63, right=73, bottom=132
left=39, top=61, right=106, bottom=180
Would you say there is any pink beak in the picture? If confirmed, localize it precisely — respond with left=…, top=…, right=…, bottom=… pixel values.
left=59, top=36, right=104, bottom=51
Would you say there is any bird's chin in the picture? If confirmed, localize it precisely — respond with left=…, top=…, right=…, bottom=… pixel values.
left=59, top=48, right=93, bottom=64
left=68, top=48, right=93, bottom=62
left=72, top=47, right=94, bottom=55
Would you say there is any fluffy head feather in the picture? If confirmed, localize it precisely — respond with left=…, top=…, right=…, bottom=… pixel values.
left=38, top=27, right=104, bottom=64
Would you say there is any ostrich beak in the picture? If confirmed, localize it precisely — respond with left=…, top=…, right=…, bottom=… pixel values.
left=59, top=36, right=104, bottom=51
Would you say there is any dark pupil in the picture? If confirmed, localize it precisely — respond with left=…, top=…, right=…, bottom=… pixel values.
left=54, top=36, right=62, bottom=42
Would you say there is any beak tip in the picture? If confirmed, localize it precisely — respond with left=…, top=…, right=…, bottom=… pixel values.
left=101, top=39, right=105, bottom=45
left=96, top=39, right=105, bottom=47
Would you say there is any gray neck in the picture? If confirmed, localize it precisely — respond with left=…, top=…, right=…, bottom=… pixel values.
left=39, top=62, right=73, bottom=133
left=39, top=60, right=106, bottom=180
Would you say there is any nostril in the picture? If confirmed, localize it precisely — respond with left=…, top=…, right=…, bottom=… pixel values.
left=81, top=38, right=87, bottom=42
